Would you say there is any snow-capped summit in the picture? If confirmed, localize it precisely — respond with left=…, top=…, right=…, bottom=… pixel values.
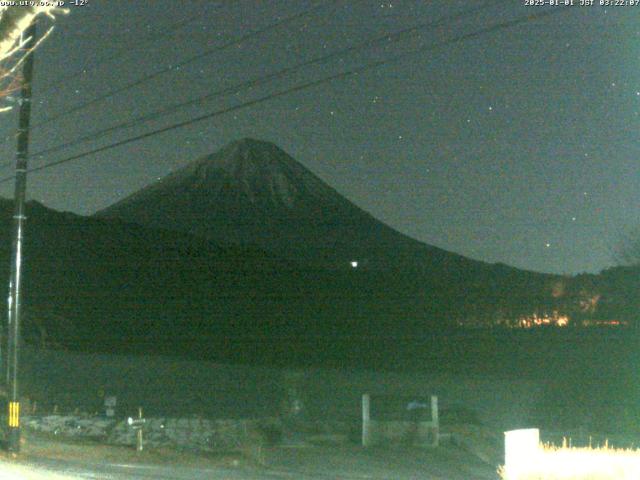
left=97, top=138, right=481, bottom=271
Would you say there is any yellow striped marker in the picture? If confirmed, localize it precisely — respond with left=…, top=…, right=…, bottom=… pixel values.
left=8, top=402, right=20, bottom=428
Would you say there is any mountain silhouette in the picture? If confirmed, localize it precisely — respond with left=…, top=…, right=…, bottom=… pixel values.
left=97, top=138, right=490, bottom=273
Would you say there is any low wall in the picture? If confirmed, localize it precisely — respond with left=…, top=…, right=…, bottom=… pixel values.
left=23, top=414, right=282, bottom=452
left=366, top=420, right=437, bottom=446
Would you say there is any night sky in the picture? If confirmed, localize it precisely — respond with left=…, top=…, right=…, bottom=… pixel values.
left=0, top=0, right=637, bottom=275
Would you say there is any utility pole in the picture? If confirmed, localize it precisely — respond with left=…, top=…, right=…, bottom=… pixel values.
left=6, top=20, right=37, bottom=454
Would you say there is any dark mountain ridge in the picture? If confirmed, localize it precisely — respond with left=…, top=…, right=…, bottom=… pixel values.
left=0, top=198, right=585, bottom=365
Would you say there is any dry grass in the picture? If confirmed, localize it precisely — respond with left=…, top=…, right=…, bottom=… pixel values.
left=499, top=441, right=640, bottom=480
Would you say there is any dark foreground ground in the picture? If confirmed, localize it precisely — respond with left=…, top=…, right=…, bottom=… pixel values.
left=0, top=430, right=500, bottom=480
left=5, top=328, right=638, bottom=478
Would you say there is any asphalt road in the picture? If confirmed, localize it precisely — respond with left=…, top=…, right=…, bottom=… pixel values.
left=0, top=457, right=285, bottom=480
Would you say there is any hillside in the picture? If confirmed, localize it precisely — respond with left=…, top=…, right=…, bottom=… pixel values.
left=0, top=198, right=585, bottom=364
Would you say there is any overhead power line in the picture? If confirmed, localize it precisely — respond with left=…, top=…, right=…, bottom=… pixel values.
left=31, top=0, right=336, bottom=129
left=27, top=0, right=503, bottom=163
left=37, top=15, right=203, bottom=97
left=0, top=7, right=569, bottom=185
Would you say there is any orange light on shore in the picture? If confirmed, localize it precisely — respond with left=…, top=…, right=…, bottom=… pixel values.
left=516, top=311, right=570, bottom=328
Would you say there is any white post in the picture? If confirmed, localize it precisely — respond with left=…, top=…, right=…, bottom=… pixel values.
left=362, top=393, right=371, bottom=447
left=504, top=428, right=540, bottom=477
left=136, top=407, right=144, bottom=452
left=431, top=395, right=439, bottom=447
